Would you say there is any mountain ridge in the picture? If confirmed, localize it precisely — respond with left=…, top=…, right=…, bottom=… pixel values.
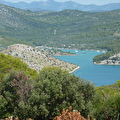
left=0, top=0, right=120, bottom=12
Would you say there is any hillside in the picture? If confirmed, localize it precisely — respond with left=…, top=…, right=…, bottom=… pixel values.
left=0, top=35, right=31, bottom=50
left=93, top=37, right=120, bottom=64
left=0, top=4, right=120, bottom=50
left=93, top=52, right=120, bottom=65
left=0, top=44, right=78, bottom=72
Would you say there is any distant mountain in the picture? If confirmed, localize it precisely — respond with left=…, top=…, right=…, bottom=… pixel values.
left=0, top=0, right=120, bottom=12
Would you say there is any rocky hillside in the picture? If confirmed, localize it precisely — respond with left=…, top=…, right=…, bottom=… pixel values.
left=1, top=44, right=78, bottom=72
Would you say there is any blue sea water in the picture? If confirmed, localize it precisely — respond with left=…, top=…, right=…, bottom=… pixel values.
left=55, top=49, right=120, bottom=86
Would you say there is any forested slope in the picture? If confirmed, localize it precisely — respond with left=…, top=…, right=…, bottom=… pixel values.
left=0, top=35, right=30, bottom=50
left=0, top=4, right=120, bottom=50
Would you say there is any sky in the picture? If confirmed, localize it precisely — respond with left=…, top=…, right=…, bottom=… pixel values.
left=3, top=0, right=120, bottom=5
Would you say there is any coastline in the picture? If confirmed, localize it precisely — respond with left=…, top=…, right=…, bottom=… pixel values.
left=94, top=61, right=120, bottom=65
left=69, top=66, right=80, bottom=73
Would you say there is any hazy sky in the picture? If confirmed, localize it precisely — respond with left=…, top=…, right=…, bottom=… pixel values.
left=3, top=0, right=120, bottom=5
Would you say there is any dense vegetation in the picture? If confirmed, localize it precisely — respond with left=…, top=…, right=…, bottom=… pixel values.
left=0, top=66, right=95, bottom=119
left=0, top=65, right=120, bottom=120
left=94, top=81, right=120, bottom=119
left=0, top=35, right=30, bottom=50
left=0, top=4, right=120, bottom=50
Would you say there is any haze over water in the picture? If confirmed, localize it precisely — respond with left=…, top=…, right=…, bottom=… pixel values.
left=55, top=49, right=120, bottom=86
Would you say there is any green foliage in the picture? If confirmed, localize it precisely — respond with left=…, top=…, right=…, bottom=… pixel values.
left=93, top=80, right=120, bottom=119
left=0, top=71, right=35, bottom=119
left=0, top=95, right=9, bottom=118
left=0, top=35, right=30, bottom=49
left=0, top=66, right=95, bottom=119
left=0, top=66, right=120, bottom=119
left=0, top=53, right=38, bottom=81
left=29, top=66, right=95, bottom=120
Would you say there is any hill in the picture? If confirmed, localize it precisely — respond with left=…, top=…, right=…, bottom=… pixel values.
left=0, top=4, right=120, bottom=50
left=93, top=52, right=120, bottom=65
left=0, top=0, right=120, bottom=12
left=0, top=44, right=78, bottom=72
left=93, top=37, right=120, bottom=64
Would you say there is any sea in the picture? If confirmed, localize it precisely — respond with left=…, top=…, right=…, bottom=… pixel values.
left=55, top=49, right=120, bottom=86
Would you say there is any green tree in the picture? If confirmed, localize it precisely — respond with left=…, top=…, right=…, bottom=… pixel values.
left=29, top=66, right=95, bottom=120
left=1, top=71, right=35, bottom=119
left=93, top=80, right=120, bottom=120
left=0, top=66, right=96, bottom=120
left=0, top=95, right=9, bottom=118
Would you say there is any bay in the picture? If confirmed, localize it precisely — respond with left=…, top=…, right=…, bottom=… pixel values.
left=55, top=49, right=120, bottom=86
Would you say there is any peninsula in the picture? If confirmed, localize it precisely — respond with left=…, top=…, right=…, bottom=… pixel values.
left=1, top=44, right=79, bottom=73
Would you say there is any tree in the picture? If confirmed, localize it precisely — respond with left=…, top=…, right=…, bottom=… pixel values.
left=29, top=66, right=95, bottom=120
left=1, top=71, right=35, bottom=119
left=0, top=66, right=95, bottom=120
left=0, top=95, right=9, bottom=119
left=93, top=81, right=120, bottom=120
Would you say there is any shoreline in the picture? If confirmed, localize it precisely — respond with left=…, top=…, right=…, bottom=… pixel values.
left=94, top=61, right=120, bottom=66
left=69, top=66, right=80, bottom=73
